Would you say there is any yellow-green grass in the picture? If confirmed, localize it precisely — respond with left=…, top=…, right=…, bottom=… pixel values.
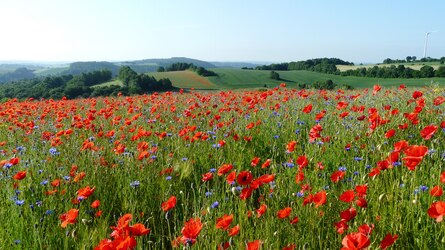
left=91, top=79, right=123, bottom=88
left=147, top=70, right=218, bottom=89
left=209, top=68, right=445, bottom=89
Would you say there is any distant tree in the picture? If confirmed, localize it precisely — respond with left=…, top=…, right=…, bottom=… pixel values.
left=406, top=56, right=412, bottom=62
left=419, top=65, right=435, bottom=78
left=440, top=57, right=445, bottom=64
left=157, top=66, right=165, bottom=72
left=118, top=66, right=138, bottom=87
left=412, top=56, right=417, bottom=62
left=435, top=66, right=445, bottom=77
left=270, top=71, right=280, bottom=80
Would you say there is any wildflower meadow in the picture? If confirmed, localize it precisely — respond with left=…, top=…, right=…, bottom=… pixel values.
left=1, top=84, right=445, bottom=249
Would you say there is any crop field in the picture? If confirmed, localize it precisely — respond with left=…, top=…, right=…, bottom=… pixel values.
left=149, top=71, right=218, bottom=89
left=1, top=85, right=445, bottom=249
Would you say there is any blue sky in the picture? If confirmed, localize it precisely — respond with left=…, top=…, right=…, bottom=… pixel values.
left=0, top=0, right=443, bottom=63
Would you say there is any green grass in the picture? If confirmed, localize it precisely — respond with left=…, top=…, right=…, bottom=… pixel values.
left=207, top=68, right=445, bottom=89
left=91, top=79, right=123, bottom=88
left=148, top=71, right=218, bottom=89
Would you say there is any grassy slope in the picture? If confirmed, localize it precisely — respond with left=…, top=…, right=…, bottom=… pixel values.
left=209, top=68, right=445, bottom=89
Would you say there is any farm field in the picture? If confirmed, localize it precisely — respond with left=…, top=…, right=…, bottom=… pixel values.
left=1, top=85, right=445, bottom=249
left=145, top=68, right=445, bottom=90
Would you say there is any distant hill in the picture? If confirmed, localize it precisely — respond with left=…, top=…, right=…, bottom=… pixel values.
left=118, top=57, right=216, bottom=71
left=209, top=61, right=261, bottom=68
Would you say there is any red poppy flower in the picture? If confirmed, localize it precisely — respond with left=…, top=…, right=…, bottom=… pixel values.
left=335, top=220, right=348, bottom=234
left=218, top=164, right=233, bottom=176
left=339, top=190, right=355, bottom=203
left=13, top=171, right=27, bottom=180
left=202, top=172, right=213, bottom=182
left=427, top=201, right=445, bottom=222
left=358, top=224, right=374, bottom=235
left=341, top=232, right=371, bottom=250
left=412, top=90, right=423, bottom=99
left=91, top=200, right=100, bottom=208
left=302, top=104, right=312, bottom=113
left=355, top=185, right=367, bottom=197
left=402, top=145, right=428, bottom=170
left=385, top=129, right=396, bottom=139
left=420, top=125, right=438, bottom=140
left=261, top=159, right=272, bottom=168
left=290, top=216, right=299, bottom=225
left=296, top=155, right=308, bottom=169
left=129, top=223, right=150, bottom=236
left=228, top=224, right=240, bottom=236
left=240, top=187, right=253, bottom=200
left=430, top=186, right=443, bottom=197
left=380, top=233, right=398, bottom=250
left=434, top=96, right=445, bottom=106
left=181, top=218, right=203, bottom=240
left=355, top=197, right=368, bottom=208
left=251, top=157, right=260, bottom=167
left=237, top=171, right=253, bottom=186
left=161, top=196, right=177, bottom=212
left=60, top=209, right=79, bottom=228
left=282, top=244, right=296, bottom=250
left=246, top=240, right=262, bottom=250
left=441, top=171, right=445, bottom=183
left=256, top=204, right=267, bottom=218
left=77, top=186, right=95, bottom=200
left=216, top=214, right=233, bottom=230
left=295, top=171, right=305, bottom=184
left=277, top=207, right=292, bottom=219
left=226, top=170, right=236, bottom=184
left=286, top=141, right=297, bottom=153
left=331, top=170, right=345, bottom=183
left=340, top=207, right=357, bottom=222
left=313, top=190, right=327, bottom=207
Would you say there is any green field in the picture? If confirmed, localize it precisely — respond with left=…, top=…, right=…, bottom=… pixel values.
left=208, top=68, right=445, bottom=89
left=95, top=68, right=445, bottom=90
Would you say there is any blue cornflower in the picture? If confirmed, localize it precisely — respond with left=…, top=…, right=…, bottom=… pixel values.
left=40, top=180, right=49, bottom=185
left=45, top=210, right=54, bottom=215
left=209, top=168, right=216, bottom=173
left=166, top=176, right=172, bottom=180
left=354, top=157, right=363, bottom=161
left=338, top=166, right=347, bottom=172
left=420, top=185, right=428, bottom=192
left=205, top=191, right=212, bottom=197
left=49, top=148, right=59, bottom=155
left=15, top=200, right=25, bottom=206
left=63, top=176, right=70, bottom=181
left=181, top=157, right=188, bottom=161
left=130, top=180, right=140, bottom=188
left=211, top=201, right=219, bottom=209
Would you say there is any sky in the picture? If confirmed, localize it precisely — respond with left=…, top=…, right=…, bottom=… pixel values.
left=0, top=0, right=443, bottom=63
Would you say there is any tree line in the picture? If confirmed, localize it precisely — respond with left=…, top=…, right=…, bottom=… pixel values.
left=255, top=58, right=353, bottom=74
left=254, top=57, right=445, bottom=79
left=383, top=56, right=445, bottom=64
left=157, top=63, right=218, bottom=77
left=340, top=65, right=445, bottom=78
left=0, top=67, right=174, bottom=101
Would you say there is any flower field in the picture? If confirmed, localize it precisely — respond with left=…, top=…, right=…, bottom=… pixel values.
left=1, top=84, right=445, bottom=249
